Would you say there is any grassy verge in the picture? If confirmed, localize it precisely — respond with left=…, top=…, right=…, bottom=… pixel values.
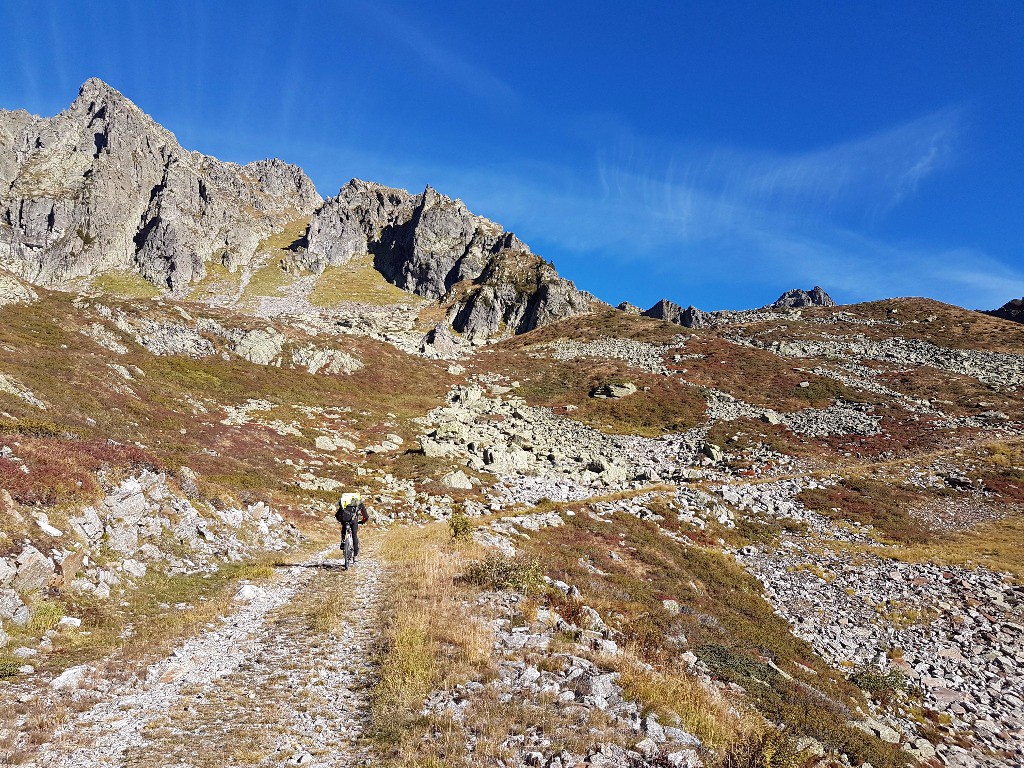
left=369, top=523, right=494, bottom=763
left=91, top=271, right=163, bottom=299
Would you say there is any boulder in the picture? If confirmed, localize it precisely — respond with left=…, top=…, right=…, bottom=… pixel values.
left=441, top=470, right=475, bottom=490
left=701, top=443, right=724, bottom=463
left=234, top=584, right=267, bottom=603
left=50, top=664, right=92, bottom=691
left=0, top=557, right=15, bottom=587
left=590, top=382, right=638, bottom=399
left=70, top=506, right=105, bottom=543
left=13, top=546, right=54, bottom=592
left=315, top=436, right=338, bottom=452
left=57, top=549, right=86, bottom=586
left=0, top=588, right=24, bottom=619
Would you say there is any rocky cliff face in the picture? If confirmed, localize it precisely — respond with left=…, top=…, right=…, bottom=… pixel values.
left=0, top=79, right=320, bottom=290
left=984, top=297, right=1024, bottom=324
left=305, top=179, right=593, bottom=339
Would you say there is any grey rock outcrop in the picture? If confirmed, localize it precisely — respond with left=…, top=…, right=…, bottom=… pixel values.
left=0, top=269, right=37, bottom=308
left=643, top=299, right=710, bottom=329
left=983, top=297, right=1024, bottom=324
left=770, top=286, right=835, bottom=309
left=304, top=179, right=593, bottom=339
left=0, top=78, right=321, bottom=290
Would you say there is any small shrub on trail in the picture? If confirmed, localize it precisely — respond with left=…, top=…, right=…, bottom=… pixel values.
left=449, top=512, right=473, bottom=542
left=463, top=553, right=544, bottom=593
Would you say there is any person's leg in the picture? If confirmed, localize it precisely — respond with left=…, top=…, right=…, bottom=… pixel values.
left=351, top=519, right=360, bottom=558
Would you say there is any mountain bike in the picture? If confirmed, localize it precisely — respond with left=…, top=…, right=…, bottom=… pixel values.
left=341, top=524, right=355, bottom=569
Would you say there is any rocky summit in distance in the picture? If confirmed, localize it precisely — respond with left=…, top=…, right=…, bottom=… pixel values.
left=0, top=78, right=321, bottom=290
left=984, top=297, right=1024, bottom=324
left=770, top=285, right=836, bottom=309
left=642, top=298, right=711, bottom=329
left=638, top=285, right=836, bottom=330
left=303, top=178, right=595, bottom=340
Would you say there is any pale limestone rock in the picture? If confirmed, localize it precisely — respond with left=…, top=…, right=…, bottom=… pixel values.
left=13, top=545, right=54, bottom=591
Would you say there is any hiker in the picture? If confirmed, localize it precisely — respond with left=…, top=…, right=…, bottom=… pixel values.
left=336, top=492, right=369, bottom=564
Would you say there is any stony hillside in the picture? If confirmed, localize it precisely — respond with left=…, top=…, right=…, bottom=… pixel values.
left=1, top=80, right=1023, bottom=768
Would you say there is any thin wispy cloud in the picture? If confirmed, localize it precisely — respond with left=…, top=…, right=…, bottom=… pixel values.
left=352, top=2, right=519, bottom=108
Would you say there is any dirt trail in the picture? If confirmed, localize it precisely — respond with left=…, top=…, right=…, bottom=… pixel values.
left=30, top=546, right=381, bottom=768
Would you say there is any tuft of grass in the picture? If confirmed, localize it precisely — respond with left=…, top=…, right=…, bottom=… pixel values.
left=851, top=666, right=907, bottom=707
left=28, top=599, right=65, bottom=632
left=0, top=658, right=21, bottom=678
left=370, top=523, right=493, bottom=755
left=617, top=657, right=738, bottom=751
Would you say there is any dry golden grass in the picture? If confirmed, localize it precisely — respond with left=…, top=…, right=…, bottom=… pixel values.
left=185, top=260, right=243, bottom=301
left=237, top=217, right=311, bottom=306
left=309, top=253, right=416, bottom=307
left=872, top=516, right=1024, bottom=578
left=616, top=653, right=739, bottom=751
left=370, top=523, right=494, bottom=758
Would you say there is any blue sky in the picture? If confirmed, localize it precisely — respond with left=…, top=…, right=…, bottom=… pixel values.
left=3, top=1, right=1022, bottom=310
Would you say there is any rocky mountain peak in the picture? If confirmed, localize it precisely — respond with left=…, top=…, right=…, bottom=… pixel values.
left=304, top=179, right=590, bottom=339
left=642, top=299, right=709, bottom=329
left=770, top=285, right=835, bottom=309
left=984, top=297, right=1024, bottom=324
left=0, top=78, right=321, bottom=290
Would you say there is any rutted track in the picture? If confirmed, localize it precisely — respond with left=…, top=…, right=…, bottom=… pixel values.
left=31, top=546, right=381, bottom=768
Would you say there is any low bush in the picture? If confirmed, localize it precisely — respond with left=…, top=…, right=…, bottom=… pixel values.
left=463, top=553, right=544, bottom=594
left=449, top=512, right=472, bottom=542
left=850, top=666, right=907, bottom=706
left=0, top=658, right=20, bottom=678
left=0, top=436, right=162, bottom=506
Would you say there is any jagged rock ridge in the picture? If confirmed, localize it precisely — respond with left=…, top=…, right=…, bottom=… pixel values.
left=304, top=179, right=594, bottom=339
left=0, top=78, right=321, bottom=290
left=642, top=299, right=710, bottom=329
left=637, top=286, right=836, bottom=329
left=984, top=297, right=1024, bottom=324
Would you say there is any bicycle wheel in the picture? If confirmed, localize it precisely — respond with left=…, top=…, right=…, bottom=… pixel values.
left=343, top=532, right=354, bottom=569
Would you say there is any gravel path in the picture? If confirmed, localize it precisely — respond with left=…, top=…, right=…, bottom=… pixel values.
left=31, top=546, right=381, bottom=768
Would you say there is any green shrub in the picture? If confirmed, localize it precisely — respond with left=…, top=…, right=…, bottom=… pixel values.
left=449, top=512, right=473, bottom=542
left=463, top=553, right=544, bottom=594
left=0, top=658, right=21, bottom=678
left=851, top=666, right=907, bottom=706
